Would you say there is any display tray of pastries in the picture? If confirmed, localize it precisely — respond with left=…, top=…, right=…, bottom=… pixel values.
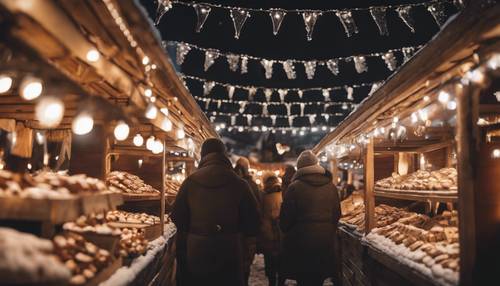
left=106, top=210, right=162, bottom=241
left=106, top=171, right=160, bottom=200
left=365, top=210, right=460, bottom=286
left=0, top=170, right=122, bottom=223
left=375, top=168, right=458, bottom=191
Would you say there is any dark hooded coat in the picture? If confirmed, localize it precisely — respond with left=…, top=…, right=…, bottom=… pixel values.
left=279, top=168, right=341, bottom=280
left=171, top=153, right=261, bottom=286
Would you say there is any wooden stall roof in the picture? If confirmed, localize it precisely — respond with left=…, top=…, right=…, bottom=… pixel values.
left=313, top=3, right=500, bottom=154
left=0, top=0, right=217, bottom=153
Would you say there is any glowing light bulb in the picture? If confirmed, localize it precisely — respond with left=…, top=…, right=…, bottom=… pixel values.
left=145, top=103, right=158, bottom=119
left=152, top=139, right=164, bottom=154
left=393, top=116, right=399, bottom=123
left=161, top=117, right=172, bottom=131
left=138, top=159, right=143, bottom=168
left=465, top=69, right=485, bottom=84
left=133, top=134, right=144, bottom=146
left=492, top=149, right=500, bottom=159
left=146, top=136, right=155, bottom=150
left=72, top=113, right=94, bottom=135
left=35, top=97, right=64, bottom=128
left=86, top=49, right=100, bottom=62
left=160, top=107, right=169, bottom=116
left=447, top=100, right=457, bottom=110
left=238, top=126, right=244, bottom=132
left=35, top=131, right=45, bottom=145
left=438, top=91, right=450, bottom=104
left=176, top=127, right=185, bottom=139
left=113, top=121, right=129, bottom=141
left=262, top=126, right=268, bottom=132
left=423, top=96, right=430, bottom=102
left=20, top=76, right=43, bottom=100
left=144, top=88, right=152, bottom=98
left=0, top=75, right=13, bottom=94
left=411, top=112, right=418, bottom=123
left=142, top=56, right=150, bottom=65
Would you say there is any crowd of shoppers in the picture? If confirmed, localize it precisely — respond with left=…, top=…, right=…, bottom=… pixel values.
left=171, top=138, right=341, bottom=286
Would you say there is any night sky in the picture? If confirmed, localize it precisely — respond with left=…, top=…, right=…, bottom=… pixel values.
left=139, top=0, right=459, bottom=161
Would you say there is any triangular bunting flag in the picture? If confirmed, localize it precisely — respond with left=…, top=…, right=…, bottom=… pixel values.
left=155, top=0, right=172, bottom=25
left=204, top=50, right=219, bottom=71
left=336, top=11, right=359, bottom=37
left=226, top=54, right=240, bottom=72
left=304, top=61, right=317, bottom=80
left=193, top=4, right=211, bottom=32
left=230, top=9, right=251, bottom=39
left=176, top=43, right=191, bottom=66
left=396, top=6, right=416, bottom=33
left=302, top=12, right=320, bottom=41
left=227, top=86, right=235, bottom=99
left=283, top=60, right=296, bottom=79
left=326, top=59, right=340, bottom=76
left=261, top=59, right=275, bottom=79
left=427, top=3, right=447, bottom=27
left=269, top=9, right=286, bottom=35
left=370, top=7, right=389, bottom=36
left=241, top=56, right=248, bottom=74
left=203, top=81, right=215, bottom=96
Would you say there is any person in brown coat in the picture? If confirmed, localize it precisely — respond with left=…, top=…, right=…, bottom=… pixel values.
left=279, top=150, right=341, bottom=286
left=260, top=174, right=284, bottom=286
left=171, top=139, right=261, bottom=286
left=281, top=164, right=296, bottom=198
left=234, top=156, right=261, bottom=285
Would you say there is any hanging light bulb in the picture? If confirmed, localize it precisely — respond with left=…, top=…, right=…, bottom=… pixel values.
left=411, top=112, right=418, bottom=124
left=438, top=91, right=450, bottom=104
left=447, top=100, right=457, bottom=110
left=142, top=56, right=150, bottom=65
left=72, top=113, right=94, bottom=135
left=133, top=134, right=144, bottom=146
left=146, top=136, right=155, bottom=150
left=35, top=131, right=45, bottom=145
left=20, top=76, right=43, bottom=100
left=160, top=107, right=169, bottom=116
left=0, top=75, right=13, bottom=94
left=176, top=126, right=185, bottom=139
left=144, top=88, right=152, bottom=98
left=113, top=121, right=129, bottom=141
left=145, top=103, right=158, bottom=119
left=152, top=139, right=164, bottom=154
left=161, top=117, right=172, bottom=132
left=35, top=97, right=65, bottom=128
left=492, top=149, right=500, bottom=159
left=86, top=49, right=100, bottom=62
left=138, top=159, right=143, bottom=168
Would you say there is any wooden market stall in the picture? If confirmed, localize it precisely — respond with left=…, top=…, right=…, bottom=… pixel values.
left=314, top=2, right=500, bottom=286
left=0, top=0, right=217, bottom=285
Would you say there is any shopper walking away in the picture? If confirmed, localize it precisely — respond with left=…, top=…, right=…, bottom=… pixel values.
left=234, top=156, right=261, bottom=285
left=260, top=173, right=284, bottom=286
left=281, top=164, right=295, bottom=198
left=279, top=150, right=341, bottom=286
left=171, top=138, right=261, bottom=286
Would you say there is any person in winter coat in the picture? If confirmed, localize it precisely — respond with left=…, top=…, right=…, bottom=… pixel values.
left=279, top=150, right=341, bottom=286
left=281, top=164, right=296, bottom=198
left=171, top=138, right=261, bottom=286
left=260, top=174, right=284, bottom=286
left=234, top=156, right=261, bottom=285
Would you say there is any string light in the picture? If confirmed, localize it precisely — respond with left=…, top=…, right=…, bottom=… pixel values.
left=133, top=134, right=144, bottom=146
left=145, top=103, right=158, bottom=119
left=176, top=126, right=185, bottom=139
left=152, top=139, right=164, bottom=154
left=20, top=76, right=43, bottom=100
left=113, top=121, right=130, bottom=141
left=72, top=113, right=94, bottom=135
left=146, top=136, right=156, bottom=150
left=160, top=107, right=169, bottom=116
left=438, top=90, right=450, bottom=103
left=144, top=88, right=153, bottom=97
left=0, top=75, right=13, bottom=94
left=492, top=149, right=500, bottom=159
left=86, top=49, right=101, bottom=62
left=142, top=56, right=150, bottom=65
left=446, top=100, right=457, bottom=110
left=138, top=159, right=143, bottom=168
left=161, top=117, right=172, bottom=131
left=35, top=97, right=65, bottom=128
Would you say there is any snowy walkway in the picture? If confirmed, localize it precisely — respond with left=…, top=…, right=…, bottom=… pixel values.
left=249, top=254, right=334, bottom=286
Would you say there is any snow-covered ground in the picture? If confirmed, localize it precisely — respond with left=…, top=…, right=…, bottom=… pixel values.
left=249, top=254, right=334, bottom=286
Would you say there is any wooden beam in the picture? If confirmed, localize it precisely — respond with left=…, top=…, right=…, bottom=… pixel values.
left=364, top=138, right=375, bottom=234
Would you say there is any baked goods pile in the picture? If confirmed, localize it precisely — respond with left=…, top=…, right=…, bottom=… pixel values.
left=63, top=213, right=122, bottom=236
left=106, top=210, right=160, bottom=225
left=106, top=171, right=159, bottom=196
left=375, top=168, right=457, bottom=191
left=366, top=210, right=459, bottom=285
left=52, top=232, right=113, bottom=285
left=0, top=170, right=115, bottom=199
left=165, top=180, right=182, bottom=195
left=0, top=228, right=71, bottom=284
left=118, top=228, right=149, bottom=258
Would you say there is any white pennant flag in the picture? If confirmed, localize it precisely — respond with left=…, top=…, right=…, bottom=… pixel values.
left=269, top=9, right=286, bottom=35
left=336, top=11, right=359, bottom=37
left=241, top=56, right=248, bottom=74
left=247, top=87, right=257, bottom=100
left=155, top=0, right=172, bottom=25
left=205, top=99, right=211, bottom=109
left=397, top=6, right=416, bottom=33
left=239, top=102, right=246, bottom=113
left=261, top=59, right=275, bottom=79
left=326, top=59, right=340, bottom=76
left=204, top=50, right=219, bottom=71
left=304, top=61, right=317, bottom=80
left=402, top=47, right=415, bottom=63
left=262, top=104, right=268, bottom=116
left=300, top=103, right=305, bottom=116
left=297, top=90, right=303, bottom=99
left=226, top=54, right=240, bottom=72
left=286, top=103, right=291, bottom=116
left=231, top=115, right=236, bottom=125
left=278, top=89, right=287, bottom=102
left=282, top=60, right=296, bottom=79
left=322, top=89, right=330, bottom=101
left=288, top=116, right=294, bottom=127
left=302, top=12, right=320, bottom=41
left=217, top=100, right=221, bottom=109
left=353, top=56, right=368, bottom=73
left=176, top=43, right=191, bottom=66
left=346, top=86, right=354, bottom=100
left=193, top=4, right=211, bottom=32
left=370, top=7, right=389, bottom=36
left=230, top=9, right=251, bottom=39
left=382, top=52, right=397, bottom=71
left=246, top=114, right=252, bottom=126
left=271, top=115, right=277, bottom=126
left=264, top=89, right=273, bottom=102
left=427, top=3, right=447, bottom=27
left=309, top=114, right=316, bottom=125
left=203, top=81, right=215, bottom=96
left=227, top=86, right=235, bottom=99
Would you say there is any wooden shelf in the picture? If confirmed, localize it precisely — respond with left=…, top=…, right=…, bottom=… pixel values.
left=374, top=187, right=458, bottom=203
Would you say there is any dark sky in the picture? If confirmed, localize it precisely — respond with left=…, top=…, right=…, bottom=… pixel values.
left=139, top=0, right=459, bottom=160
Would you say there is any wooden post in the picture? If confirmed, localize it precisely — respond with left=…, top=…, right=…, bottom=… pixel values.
left=160, top=139, right=166, bottom=234
left=330, top=158, right=338, bottom=184
left=102, top=137, right=111, bottom=179
left=456, top=83, right=478, bottom=286
left=364, top=137, right=375, bottom=234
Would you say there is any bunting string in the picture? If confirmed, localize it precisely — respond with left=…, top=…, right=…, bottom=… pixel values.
left=155, top=0, right=459, bottom=40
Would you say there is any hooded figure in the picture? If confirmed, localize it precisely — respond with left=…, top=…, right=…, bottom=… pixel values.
left=171, top=139, right=261, bottom=286
left=279, top=150, right=341, bottom=286
left=234, top=157, right=261, bottom=285
left=281, top=164, right=296, bottom=198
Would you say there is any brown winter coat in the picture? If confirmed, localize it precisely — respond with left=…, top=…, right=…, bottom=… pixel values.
left=279, top=169, right=341, bottom=280
left=259, top=185, right=283, bottom=254
left=171, top=153, right=261, bottom=286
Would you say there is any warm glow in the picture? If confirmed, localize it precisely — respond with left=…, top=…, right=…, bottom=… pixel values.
left=161, top=117, right=172, bottom=132
left=113, top=121, right=129, bottom=141
left=438, top=91, right=450, bottom=104
left=152, top=139, right=164, bottom=154
left=145, top=103, right=158, bottom=119
left=160, top=107, right=169, bottom=116
left=133, top=134, right=144, bottom=146
left=492, top=149, right=500, bottom=159
left=176, top=127, right=185, bottom=139
left=144, top=88, right=152, bottom=97
left=72, top=113, right=94, bottom=135
left=447, top=100, right=457, bottom=110
left=20, top=76, right=43, bottom=100
left=142, top=56, right=150, bottom=65
left=35, top=97, right=65, bottom=128
left=146, top=136, right=155, bottom=150
left=0, top=75, right=13, bottom=94
left=138, top=159, right=143, bottom=168
left=86, top=49, right=100, bottom=62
